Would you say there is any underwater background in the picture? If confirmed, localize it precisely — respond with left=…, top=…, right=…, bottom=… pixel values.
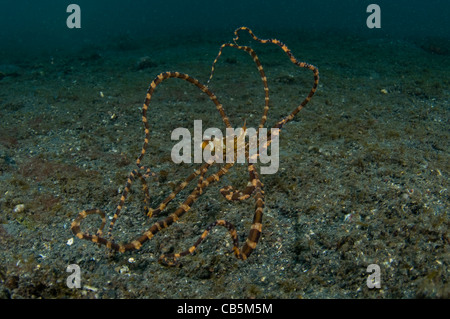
left=0, top=0, right=448, bottom=298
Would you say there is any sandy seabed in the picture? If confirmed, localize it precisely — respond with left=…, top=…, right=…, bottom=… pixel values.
left=0, top=29, right=448, bottom=298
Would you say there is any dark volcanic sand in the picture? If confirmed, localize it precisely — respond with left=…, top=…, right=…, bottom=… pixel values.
left=0, top=30, right=448, bottom=298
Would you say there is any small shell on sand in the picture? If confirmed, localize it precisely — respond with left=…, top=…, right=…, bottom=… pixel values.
left=13, top=204, right=25, bottom=213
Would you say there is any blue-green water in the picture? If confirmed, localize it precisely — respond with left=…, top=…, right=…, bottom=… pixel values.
left=1, top=0, right=449, bottom=59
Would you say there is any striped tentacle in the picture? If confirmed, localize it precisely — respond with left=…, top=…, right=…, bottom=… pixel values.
left=72, top=72, right=232, bottom=252
left=159, top=165, right=264, bottom=265
left=208, top=43, right=270, bottom=129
